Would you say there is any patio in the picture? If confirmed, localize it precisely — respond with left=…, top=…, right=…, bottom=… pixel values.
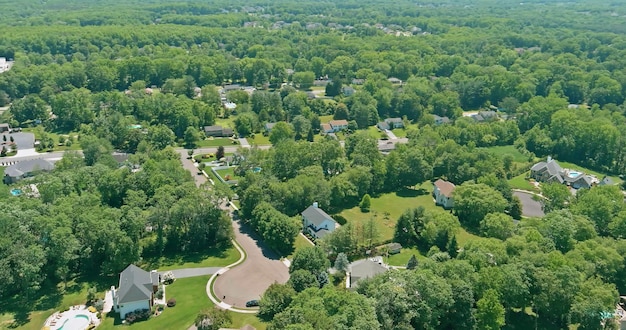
left=43, top=305, right=100, bottom=330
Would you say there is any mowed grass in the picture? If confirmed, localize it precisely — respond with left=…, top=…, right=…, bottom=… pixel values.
left=508, top=172, right=540, bottom=193
left=319, top=115, right=333, bottom=123
left=216, top=167, right=241, bottom=181
left=391, top=128, right=407, bottom=138
left=140, top=246, right=240, bottom=271
left=249, top=133, right=271, bottom=146
left=366, top=126, right=386, bottom=139
left=196, top=138, right=237, bottom=147
left=286, top=234, right=315, bottom=260
left=338, top=183, right=438, bottom=244
left=385, top=247, right=426, bottom=267
left=557, top=160, right=623, bottom=185
left=481, top=145, right=529, bottom=163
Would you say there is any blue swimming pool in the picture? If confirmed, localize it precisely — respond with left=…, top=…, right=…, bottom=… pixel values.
left=10, top=189, right=22, bottom=196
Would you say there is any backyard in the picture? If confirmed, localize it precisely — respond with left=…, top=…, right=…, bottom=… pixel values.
left=481, top=145, right=530, bottom=163
left=215, top=167, right=242, bottom=182
left=249, top=133, right=271, bottom=146
left=508, top=172, right=540, bottom=193
left=195, top=137, right=237, bottom=147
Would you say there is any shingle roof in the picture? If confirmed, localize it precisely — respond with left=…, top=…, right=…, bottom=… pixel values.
left=302, top=205, right=335, bottom=228
left=204, top=125, right=223, bottom=132
left=349, top=259, right=388, bottom=287
left=117, top=264, right=154, bottom=304
left=329, top=120, right=349, bottom=127
left=5, top=158, right=54, bottom=177
left=434, top=179, right=455, bottom=198
left=385, top=117, right=402, bottom=123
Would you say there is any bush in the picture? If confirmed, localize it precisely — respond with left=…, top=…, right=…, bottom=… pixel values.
left=94, top=299, right=105, bottom=312
left=155, top=287, right=164, bottom=299
left=162, top=271, right=175, bottom=284
left=332, top=215, right=347, bottom=225
left=167, top=298, right=176, bottom=307
left=125, top=309, right=151, bottom=324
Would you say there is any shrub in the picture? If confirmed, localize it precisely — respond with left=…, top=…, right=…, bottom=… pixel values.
left=167, top=298, right=176, bottom=307
left=162, top=271, right=176, bottom=284
left=332, top=215, right=347, bottom=225
left=125, top=309, right=151, bottom=324
left=94, top=299, right=105, bottom=312
left=155, top=287, right=164, bottom=299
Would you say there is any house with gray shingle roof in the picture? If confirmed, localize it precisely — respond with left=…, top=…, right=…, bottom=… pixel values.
left=302, top=203, right=338, bottom=239
left=347, top=257, right=389, bottom=289
left=530, top=157, right=598, bottom=189
left=3, top=158, right=55, bottom=184
left=112, top=264, right=159, bottom=319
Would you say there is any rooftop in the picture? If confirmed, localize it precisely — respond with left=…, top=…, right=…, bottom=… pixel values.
left=434, top=179, right=455, bottom=198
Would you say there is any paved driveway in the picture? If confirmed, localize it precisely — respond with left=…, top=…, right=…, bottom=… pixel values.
left=1, top=132, right=34, bottom=150
left=513, top=191, right=545, bottom=218
left=177, top=150, right=207, bottom=187
left=159, top=267, right=221, bottom=279
left=213, top=220, right=289, bottom=308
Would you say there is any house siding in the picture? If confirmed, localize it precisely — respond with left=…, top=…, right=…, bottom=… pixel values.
left=116, top=299, right=150, bottom=319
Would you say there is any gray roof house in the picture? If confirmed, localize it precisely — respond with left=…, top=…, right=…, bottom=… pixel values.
left=264, top=122, right=276, bottom=132
left=0, top=123, right=10, bottom=133
left=347, top=257, right=389, bottom=289
left=3, top=158, right=55, bottom=184
left=204, top=125, right=234, bottom=137
left=530, top=156, right=598, bottom=189
left=432, top=114, right=451, bottom=125
left=385, top=117, right=404, bottom=128
left=302, top=203, right=338, bottom=240
left=376, top=121, right=390, bottom=131
left=112, top=264, right=159, bottom=319
left=472, top=110, right=498, bottom=122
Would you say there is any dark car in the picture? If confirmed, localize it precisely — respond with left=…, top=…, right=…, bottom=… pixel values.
left=245, top=300, right=259, bottom=307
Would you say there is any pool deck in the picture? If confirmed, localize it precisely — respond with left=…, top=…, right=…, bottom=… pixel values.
left=43, top=305, right=100, bottom=330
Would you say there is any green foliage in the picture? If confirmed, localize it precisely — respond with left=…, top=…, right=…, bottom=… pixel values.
left=269, top=121, right=295, bottom=145
left=195, top=307, right=232, bottom=330
left=259, top=283, right=296, bottom=321
left=476, top=289, right=505, bottom=330
left=453, top=183, right=508, bottom=229
left=480, top=213, right=515, bottom=240
left=359, top=193, right=371, bottom=212
left=406, top=254, right=418, bottom=270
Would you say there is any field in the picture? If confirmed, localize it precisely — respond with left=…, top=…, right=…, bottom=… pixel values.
left=338, top=182, right=438, bottom=244
left=22, top=127, right=81, bottom=152
left=285, top=234, right=315, bottom=260
left=140, top=246, right=240, bottom=271
left=481, top=145, right=529, bottom=163
left=391, top=128, right=408, bottom=138
left=508, top=172, right=540, bottom=193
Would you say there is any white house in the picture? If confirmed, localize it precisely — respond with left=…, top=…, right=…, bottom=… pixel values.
left=112, top=264, right=159, bottom=319
left=328, top=120, right=349, bottom=132
left=433, top=179, right=456, bottom=209
left=302, top=203, right=338, bottom=239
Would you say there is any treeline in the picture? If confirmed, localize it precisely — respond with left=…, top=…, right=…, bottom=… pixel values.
left=0, top=146, right=232, bottom=303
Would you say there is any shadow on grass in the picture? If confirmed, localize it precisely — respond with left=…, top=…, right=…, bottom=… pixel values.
left=396, top=187, right=429, bottom=198
left=141, top=247, right=232, bottom=270
left=236, top=219, right=285, bottom=260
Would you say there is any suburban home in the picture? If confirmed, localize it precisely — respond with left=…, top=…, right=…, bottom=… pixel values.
left=222, top=84, right=241, bottom=93
left=320, top=123, right=333, bottom=134
left=388, top=77, right=403, bottom=84
left=0, top=123, right=10, bottom=133
left=328, top=120, right=349, bottom=132
left=313, top=79, right=330, bottom=86
left=432, top=114, right=451, bottom=125
left=433, top=179, right=456, bottom=209
left=347, top=257, right=388, bottom=289
left=302, top=202, right=338, bottom=240
left=530, top=156, right=598, bottom=189
left=3, top=158, right=55, bottom=184
left=377, top=121, right=390, bottom=131
left=600, top=176, right=614, bottom=186
left=351, top=78, right=365, bottom=85
left=471, top=110, right=498, bottom=122
left=342, top=86, right=355, bottom=96
left=385, top=117, right=404, bottom=129
left=377, top=242, right=402, bottom=254
left=111, top=264, right=160, bottom=319
left=204, top=125, right=234, bottom=137
left=264, top=122, right=276, bottom=133
left=378, top=140, right=396, bottom=154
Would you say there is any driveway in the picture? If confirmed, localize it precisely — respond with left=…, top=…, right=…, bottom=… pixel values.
left=238, top=138, right=251, bottom=148
left=213, top=219, right=289, bottom=308
left=159, top=267, right=221, bottom=279
left=384, top=129, right=398, bottom=140
left=1, top=132, right=34, bottom=150
left=178, top=150, right=207, bottom=187
left=513, top=191, right=545, bottom=218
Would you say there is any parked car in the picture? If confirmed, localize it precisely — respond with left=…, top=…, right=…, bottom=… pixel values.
left=245, top=300, right=259, bottom=307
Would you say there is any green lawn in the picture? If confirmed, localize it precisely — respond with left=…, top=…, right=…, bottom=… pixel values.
left=508, top=172, right=540, bottom=193
left=319, top=115, right=333, bottom=123
left=215, top=116, right=236, bottom=129
left=366, top=126, right=386, bottom=139
left=286, top=234, right=315, bottom=260
left=249, top=133, right=271, bottom=146
left=140, top=246, right=240, bottom=272
left=391, top=128, right=407, bottom=138
left=385, top=247, right=426, bottom=267
left=556, top=160, right=622, bottom=185
left=22, top=127, right=81, bottom=152
left=338, top=182, right=438, bottom=244
left=0, top=167, right=8, bottom=196
left=481, top=145, right=529, bottom=163
left=196, top=138, right=237, bottom=147
left=216, top=167, right=241, bottom=181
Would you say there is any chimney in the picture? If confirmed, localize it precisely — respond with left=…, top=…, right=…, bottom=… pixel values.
left=313, top=202, right=318, bottom=208
left=547, top=156, right=552, bottom=162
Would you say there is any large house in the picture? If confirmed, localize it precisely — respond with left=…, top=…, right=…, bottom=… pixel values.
left=530, top=157, right=598, bottom=189
left=433, top=179, right=456, bottom=209
left=204, top=125, right=234, bottom=137
left=3, top=158, right=55, bottom=184
left=328, top=120, right=349, bottom=132
left=377, top=118, right=404, bottom=130
left=347, top=257, right=388, bottom=289
left=0, top=123, right=10, bottom=133
left=302, top=202, right=338, bottom=239
left=432, top=114, right=451, bottom=125
left=112, top=265, right=160, bottom=319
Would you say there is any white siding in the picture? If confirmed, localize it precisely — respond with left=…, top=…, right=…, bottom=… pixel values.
left=117, top=300, right=150, bottom=319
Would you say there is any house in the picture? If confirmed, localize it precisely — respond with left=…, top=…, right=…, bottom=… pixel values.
left=222, top=84, right=241, bottom=93
left=342, top=86, right=355, bottom=96
left=433, top=179, right=455, bottom=209
left=313, top=79, right=330, bottom=87
left=385, top=117, right=404, bottom=129
left=347, top=257, right=388, bottom=289
left=388, top=77, right=403, bottom=84
left=3, top=158, right=55, bottom=184
left=320, top=123, right=333, bottom=134
left=264, top=122, right=276, bottom=133
left=377, top=242, right=402, bottom=254
left=530, top=156, right=598, bottom=189
left=302, top=202, right=338, bottom=239
left=112, top=264, right=159, bottom=319
left=351, top=78, right=365, bottom=85
left=223, top=102, right=237, bottom=111
left=204, top=125, right=233, bottom=137
left=600, top=176, right=614, bottom=186
left=377, top=121, right=390, bottom=131
left=432, top=114, right=451, bottom=125
left=329, top=120, right=349, bottom=132
left=472, top=110, right=498, bottom=122
left=0, top=123, right=10, bottom=133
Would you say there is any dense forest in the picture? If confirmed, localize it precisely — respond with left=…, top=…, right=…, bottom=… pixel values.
left=1, top=0, right=626, bottom=329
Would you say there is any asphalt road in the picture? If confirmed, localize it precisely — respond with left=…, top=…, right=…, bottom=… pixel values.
left=159, top=267, right=221, bottom=279
left=513, top=191, right=546, bottom=218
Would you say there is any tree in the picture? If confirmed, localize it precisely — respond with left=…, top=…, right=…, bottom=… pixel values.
left=234, top=112, right=258, bottom=137
left=359, top=194, right=371, bottom=212
left=446, top=235, right=459, bottom=258
left=334, top=252, right=349, bottom=274
left=541, top=182, right=570, bottom=213
left=292, top=71, right=315, bottom=89
left=287, top=269, right=318, bottom=293
left=480, top=213, right=515, bottom=240
left=476, top=289, right=505, bottom=330
left=291, top=115, right=311, bottom=140
left=184, top=126, right=200, bottom=148
left=87, top=286, right=97, bottom=303
left=453, top=183, right=508, bottom=229
left=406, top=255, right=418, bottom=270
left=259, top=283, right=296, bottom=321
left=195, top=307, right=231, bottom=330
left=269, top=122, right=295, bottom=145
left=146, top=125, right=176, bottom=150
left=289, top=246, right=330, bottom=276
left=80, top=135, right=114, bottom=166
left=216, top=146, right=225, bottom=160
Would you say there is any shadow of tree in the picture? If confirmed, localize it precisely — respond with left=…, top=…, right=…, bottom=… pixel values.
left=396, top=187, right=429, bottom=198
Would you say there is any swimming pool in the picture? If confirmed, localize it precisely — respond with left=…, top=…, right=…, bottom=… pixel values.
left=57, top=314, right=90, bottom=330
left=567, top=170, right=582, bottom=178
left=10, top=189, right=22, bottom=196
